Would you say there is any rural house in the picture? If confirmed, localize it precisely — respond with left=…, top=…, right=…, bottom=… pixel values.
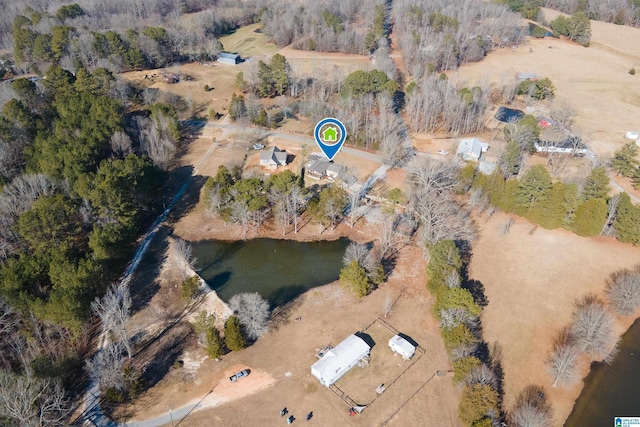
left=534, top=136, right=588, bottom=156
left=457, top=138, right=490, bottom=162
left=218, top=52, right=241, bottom=65
left=311, top=334, right=371, bottom=387
left=259, top=146, right=288, bottom=168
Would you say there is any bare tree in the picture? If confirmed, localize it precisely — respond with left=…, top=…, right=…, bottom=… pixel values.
left=377, top=216, right=405, bottom=261
left=172, top=237, right=196, bottom=280
left=109, top=131, right=133, bottom=158
left=0, top=370, right=70, bottom=427
left=348, top=189, right=361, bottom=228
left=465, top=364, right=498, bottom=389
left=570, top=294, right=619, bottom=362
left=546, top=151, right=569, bottom=178
left=228, top=292, right=270, bottom=341
left=601, top=193, right=620, bottom=237
left=500, top=218, right=514, bottom=235
left=85, top=341, right=126, bottom=392
left=408, top=157, right=461, bottom=193
left=446, top=270, right=461, bottom=288
left=547, top=328, right=580, bottom=388
left=409, top=189, right=475, bottom=246
left=91, top=282, right=132, bottom=358
left=606, top=266, right=640, bottom=316
left=508, top=385, right=553, bottom=427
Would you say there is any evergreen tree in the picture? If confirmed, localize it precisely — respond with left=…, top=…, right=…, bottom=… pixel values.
left=571, top=198, right=607, bottom=237
left=613, top=193, right=640, bottom=245
left=427, top=240, right=462, bottom=295
left=206, top=326, right=224, bottom=359
left=582, top=167, right=610, bottom=200
left=534, top=182, right=565, bottom=229
left=458, top=384, right=499, bottom=426
left=224, top=315, right=245, bottom=351
left=516, top=165, right=553, bottom=211
left=611, top=143, right=639, bottom=178
left=339, top=260, right=371, bottom=298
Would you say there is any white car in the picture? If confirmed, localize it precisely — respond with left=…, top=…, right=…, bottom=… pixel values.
left=437, top=150, right=449, bottom=155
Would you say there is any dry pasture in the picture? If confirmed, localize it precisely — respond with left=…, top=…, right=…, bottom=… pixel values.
left=451, top=8, right=640, bottom=158
left=470, top=211, right=640, bottom=425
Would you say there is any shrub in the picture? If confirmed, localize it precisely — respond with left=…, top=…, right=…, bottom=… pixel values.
left=459, top=384, right=499, bottom=426
left=181, top=275, right=200, bottom=301
left=204, top=84, right=210, bottom=91
left=442, top=324, right=478, bottom=352
left=454, top=356, right=482, bottom=383
left=340, top=260, right=371, bottom=298
left=630, top=68, right=636, bottom=75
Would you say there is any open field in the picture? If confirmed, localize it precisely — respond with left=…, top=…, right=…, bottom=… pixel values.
left=219, top=23, right=281, bottom=57
left=451, top=8, right=640, bottom=158
left=278, top=45, right=372, bottom=77
left=470, top=211, right=640, bottom=425
left=124, top=244, right=462, bottom=427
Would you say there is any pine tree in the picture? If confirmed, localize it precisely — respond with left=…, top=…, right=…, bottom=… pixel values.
left=582, top=167, right=610, bottom=200
left=224, top=315, right=245, bottom=351
left=571, top=198, right=607, bottom=237
left=613, top=193, right=640, bottom=245
left=206, top=326, right=224, bottom=358
left=339, top=260, right=371, bottom=298
left=534, top=182, right=565, bottom=229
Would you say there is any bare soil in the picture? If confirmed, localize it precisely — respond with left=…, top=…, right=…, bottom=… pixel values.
left=469, top=211, right=640, bottom=425
left=451, top=8, right=640, bottom=158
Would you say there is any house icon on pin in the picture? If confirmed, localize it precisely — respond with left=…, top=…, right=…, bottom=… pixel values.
left=322, top=126, right=338, bottom=142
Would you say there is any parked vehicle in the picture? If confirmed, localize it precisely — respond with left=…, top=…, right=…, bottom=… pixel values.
left=437, top=150, right=449, bottom=155
left=229, top=369, right=250, bottom=382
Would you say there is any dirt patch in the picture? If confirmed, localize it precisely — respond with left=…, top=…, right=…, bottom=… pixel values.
left=451, top=9, right=640, bottom=158
left=469, top=211, right=640, bottom=425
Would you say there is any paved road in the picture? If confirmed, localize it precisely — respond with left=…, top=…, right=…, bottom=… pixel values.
left=123, top=401, right=202, bottom=427
left=608, top=172, right=640, bottom=204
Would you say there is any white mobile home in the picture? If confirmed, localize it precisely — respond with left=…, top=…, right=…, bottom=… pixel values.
left=311, top=334, right=370, bottom=387
left=388, top=335, right=416, bottom=360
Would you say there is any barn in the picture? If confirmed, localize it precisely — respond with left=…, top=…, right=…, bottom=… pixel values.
left=311, top=334, right=370, bottom=387
left=218, top=52, right=241, bottom=65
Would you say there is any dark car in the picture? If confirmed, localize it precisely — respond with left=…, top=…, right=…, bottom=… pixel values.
left=229, top=369, right=250, bottom=382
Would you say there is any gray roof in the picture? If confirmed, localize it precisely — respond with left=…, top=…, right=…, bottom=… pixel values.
left=260, top=146, right=287, bottom=165
left=457, top=138, right=489, bottom=159
left=219, top=52, right=239, bottom=59
left=308, top=159, right=330, bottom=175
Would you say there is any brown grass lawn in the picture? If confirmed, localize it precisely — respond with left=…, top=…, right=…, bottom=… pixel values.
left=451, top=8, right=640, bottom=158
left=124, top=244, right=463, bottom=427
left=470, top=211, right=640, bottom=425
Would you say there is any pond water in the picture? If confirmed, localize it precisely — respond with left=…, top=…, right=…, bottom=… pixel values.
left=564, top=318, right=640, bottom=426
left=191, top=237, right=350, bottom=306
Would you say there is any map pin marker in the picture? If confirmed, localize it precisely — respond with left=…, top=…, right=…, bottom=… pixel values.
left=314, top=118, right=347, bottom=161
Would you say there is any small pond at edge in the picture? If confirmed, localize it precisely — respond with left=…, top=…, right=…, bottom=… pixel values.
left=564, top=318, right=640, bottom=426
left=191, top=237, right=350, bottom=306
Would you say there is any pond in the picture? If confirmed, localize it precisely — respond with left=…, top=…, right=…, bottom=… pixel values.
left=191, top=237, right=350, bottom=306
left=564, top=318, right=640, bottom=426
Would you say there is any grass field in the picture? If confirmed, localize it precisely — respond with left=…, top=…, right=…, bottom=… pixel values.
left=219, top=24, right=281, bottom=57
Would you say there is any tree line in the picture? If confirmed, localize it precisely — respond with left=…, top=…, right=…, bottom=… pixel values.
left=541, top=0, right=640, bottom=27
left=393, top=0, right=523, bottom=75
left=469, top=164, right=640, bottom=244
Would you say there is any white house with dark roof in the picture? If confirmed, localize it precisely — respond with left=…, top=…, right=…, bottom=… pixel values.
left=259, top=146, right=288, bottom=168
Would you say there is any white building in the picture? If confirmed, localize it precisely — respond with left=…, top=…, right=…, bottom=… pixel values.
left=457, top=138, right=490, bottom=162
left=218, top=52, right=240, bottom=65
left=311, top=334, right=371, bottom=387
left=534, top=137, right=588, bottom=155
left=259, top=146, right=288, bottom=168
left=388, top=335, right=416, bottom=360
left=626, top=131, right=639, bottom=141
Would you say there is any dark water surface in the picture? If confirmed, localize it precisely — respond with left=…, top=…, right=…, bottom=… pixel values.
left=191, top=237, right=350, bottom=306
left=564, top=318, right=640, bottom=426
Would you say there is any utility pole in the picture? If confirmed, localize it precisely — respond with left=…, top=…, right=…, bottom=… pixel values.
left=167, top=405, right=174, bottom=427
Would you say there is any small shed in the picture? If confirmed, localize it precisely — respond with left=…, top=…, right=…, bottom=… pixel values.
left=388, top=335, right=416, bottom=360
left=626, top=131, right=639, bottom=141
left=218, top=52, right=241, bottom=65
left=311, top=334, right=371, bottom=387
